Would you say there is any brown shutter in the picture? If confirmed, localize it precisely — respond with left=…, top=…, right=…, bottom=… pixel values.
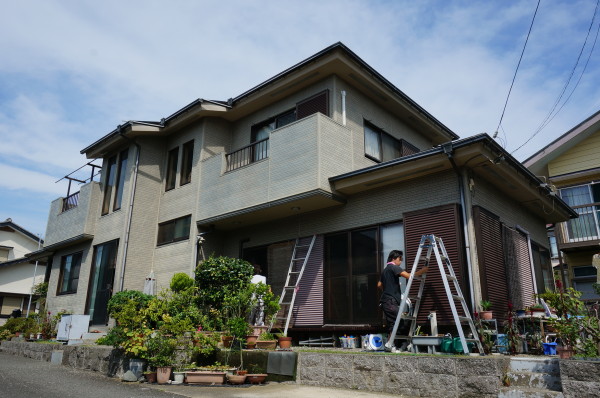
left=502, top=226, right=536, bottom=310
left=292, top=235, right=324, bottom=326
left=296, top=90, right=329, bottom=120
left=473, top=206, right=508, bottom=322
left=404, top=204, right=467, bottom=325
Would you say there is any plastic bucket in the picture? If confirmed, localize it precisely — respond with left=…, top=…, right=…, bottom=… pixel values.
left=496, top=334, right=507, bottom=354
left=542, top=342, right=557, bottom=355
left=441, top=337, right=453, bottom=353
left=452, top=337, right=474, bottom=354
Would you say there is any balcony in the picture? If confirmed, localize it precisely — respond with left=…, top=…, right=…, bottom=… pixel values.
left=45, top=182, right=100, bottom=246
left=197, top=113, right=353, bottom=229
left=556, top=204, right=600, bottom=250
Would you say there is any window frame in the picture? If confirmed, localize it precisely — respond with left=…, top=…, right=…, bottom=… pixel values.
left=101, top=155, right=117, bottom=215
left=165, top=147, right=179, bottom=191
left=112, top=149, right=129, bottom=211
left=57, top=251, right=83, bottom=295
left=363, top=120, right=419, bottom=163
left=180, top=140, right=194, bottom=186
left=157, top=215, right=191, bottom=246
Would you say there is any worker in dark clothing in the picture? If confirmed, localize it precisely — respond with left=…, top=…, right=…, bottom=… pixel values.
left=377, top=249, right=428, bottom=352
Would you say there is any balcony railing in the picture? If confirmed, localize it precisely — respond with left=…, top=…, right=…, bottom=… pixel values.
left=560, top=204, right=600, bottom=243
left=61, top=191, right=80, bottom=212
left=225, top=138, right=269, bottom=172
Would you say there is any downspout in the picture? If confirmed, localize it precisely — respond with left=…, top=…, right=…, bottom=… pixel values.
left=341, top=90, right=347, bottom=126
left=442, top=143, right=477, bottom=310
left=516, top=225, right=538, bottom=297
left=119, top=143, right=141, bottom=292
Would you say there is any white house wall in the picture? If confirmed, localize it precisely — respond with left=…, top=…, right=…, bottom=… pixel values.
left=0, top=263, right=45, bottom=294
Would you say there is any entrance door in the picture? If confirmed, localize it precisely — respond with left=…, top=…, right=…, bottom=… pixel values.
left=86, top=240, right=118, bottom=325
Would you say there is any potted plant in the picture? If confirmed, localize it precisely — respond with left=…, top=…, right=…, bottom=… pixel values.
left=146, top=334, right=176, bottom=384
left=275, top=330, right=292, bottom=349
left=256, top=331, right=277, bottom=350
left=479, top=300, right=493, bottom=320
left=143, top=370, right=157, bottom=383
left=528, top=303, right=546, bottom=318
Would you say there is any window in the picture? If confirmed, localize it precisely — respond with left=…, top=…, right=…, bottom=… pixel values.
left=180, top=140, right=194, bottom=186
left=57, top=252, right=83, bottom=294
left=364, top=121, right=419, bottom=162
left=165, top=147, right=179, bottom=191
left=0, top=248, right=9, bottom=262
left=102, top=149, right=129, bottom=215
left=157, top=215, right=191, bottom=246
left=560, top=183, right=600, bottom=241
left=572, top=265, right=600, bottom=300
left=324, top=222, right=404, bottom=325
left=87, top=240, right=118, bottom=325
left=101, top=156, right=117, bottom=215
left=112, top=149, right=128, bottom=211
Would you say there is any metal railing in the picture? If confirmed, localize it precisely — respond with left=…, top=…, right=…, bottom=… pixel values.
left=559, top=204, right=600, bottom=243
left=61, top=191, right=80, bottom=212
left=225, top=138, right=269, bottom=172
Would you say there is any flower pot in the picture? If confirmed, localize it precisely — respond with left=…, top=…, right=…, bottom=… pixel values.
left=156, top=366, right=172, bottom=384
left=557, top=346, right=574, bottom=359
left=252, top=325, right=269, bottom=337
left=246, top=342, right=256, bottom=350
left=246, top=373, right=268, bottom=384
left=144, top=372, right=157, bottom=383
left=173, top=371, right=185, bottom=384
left=246, top=335, right=258, bottom=345
left=529, top=309, right=545, bottom=318
left=236, top=370, right=248, bottom=376
left=227, top=374, right=247, bottom=385
left=185, top=371, right=226, bottom=384
left=479, top=311, right=493, bottom=320
left=256, top=340, right=277, bottom=350
left=278, top=336, right=292, bottom=349
left=222, top=335, right=234, bottom=348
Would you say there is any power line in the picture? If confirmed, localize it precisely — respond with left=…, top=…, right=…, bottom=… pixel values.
left=512, top=0, right=600, bottom=155
left=493, top=0, right=541, bottom=139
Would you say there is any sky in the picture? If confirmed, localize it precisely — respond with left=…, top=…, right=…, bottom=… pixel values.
left=1, top=0, right=600, bottom=238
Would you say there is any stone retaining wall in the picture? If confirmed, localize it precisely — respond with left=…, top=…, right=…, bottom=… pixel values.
left=560, top=359, right=600, bottom=398
left=1, top=340, right=128, bottom=377
left=297, top=352, right=511, bottom=398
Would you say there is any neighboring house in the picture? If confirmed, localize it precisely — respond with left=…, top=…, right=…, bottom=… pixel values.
left=524, top=110, right=600, bottom=302
left=0, top=219, right=45, bottom=325
left=36, top=43, right=575, bottom=332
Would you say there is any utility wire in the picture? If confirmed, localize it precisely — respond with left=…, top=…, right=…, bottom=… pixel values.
left=493, top=0, right=541, bottom=139
left=512, top=0, right=600, bottom=155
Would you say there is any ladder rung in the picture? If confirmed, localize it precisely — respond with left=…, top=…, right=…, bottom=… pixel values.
left=401, top=315, right=416, bottom=320
left=407, top=296, right=421, bottom=301
left=284, top=286, right=296, bottom=289
left=296, top=244, right=311, bottom=248
left=458, top=316, right=472, bottom=323
left=452, top=294, right=465, bottom=302
left=280, top=302, right=293, bottom=306
left=445, top=274, right=457, bottom=281
left=412, top=276, right=423, bottom=281
left=465, top=338, right=480, bottom=342
left=292, top=257, right=306, bottom=261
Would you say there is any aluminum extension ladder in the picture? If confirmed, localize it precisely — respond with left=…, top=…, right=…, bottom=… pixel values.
left=269, top=235, right=316, bottom=336
left=385, top=234, right=484, bottom=354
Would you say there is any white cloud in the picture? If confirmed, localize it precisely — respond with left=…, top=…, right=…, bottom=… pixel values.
left=0, top=163, right=66, bottom=197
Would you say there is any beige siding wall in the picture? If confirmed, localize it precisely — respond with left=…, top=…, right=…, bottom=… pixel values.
left=549, top=130, right=600, bottom=176
left=46, top=241, right=93, bottom=315
left=472, top=176, right=548, bottom=245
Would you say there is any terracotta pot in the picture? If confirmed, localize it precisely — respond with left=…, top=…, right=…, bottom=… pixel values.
left=246, top=342, right=256, bottom=350
left=256, top=340, right=277, bottom=350
left=246, top=373, right=268, bottom=384
left=246, top=335, right=258, bottom=344
left=236, top=370, right=248, bottom=376
left=557, top=346, right=574, bottom=359
left=479, top=311, right=493, bottom=320
left=144, top=372, right=157, bottom=383
left=156, top=366, right=172, bottom=384
left=278, top=336, right=293, bottom=349
left=227, top=374, right=247, bottom=384
left=222, top=335, right=234, bottom=348
left=185, top=371, right=226, bottom=384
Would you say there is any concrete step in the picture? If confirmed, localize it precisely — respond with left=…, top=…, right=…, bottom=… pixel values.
left=507, top=371, right=562, bottom=391
left=509, top=357, right=560, bottom=375
left=499, top=387, right=564, bottom=398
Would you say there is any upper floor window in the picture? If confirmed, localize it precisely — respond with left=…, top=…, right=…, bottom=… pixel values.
left=180, top=140, right=194, bottom=186
left=102, top=149, right=129, bottom=215
left=560, top=183, right=600, bottom=241
left=364, top=121, right=419, bottom=163
left=165, top=147, right=179, bottom=191
left=0, top=247, right=9, bottom=262
left=157, top=215, right=191, bottom=246
left=166, top=140, right=195, bottom=190
left=57, top=251, right=82, bottom=295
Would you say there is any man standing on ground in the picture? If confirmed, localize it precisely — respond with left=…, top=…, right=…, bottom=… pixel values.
left=377, top=249, right=428, bottom=351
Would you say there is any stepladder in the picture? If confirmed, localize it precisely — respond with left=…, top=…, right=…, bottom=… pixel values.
left=385, top=234, right=484, bottom=354
left=269, top=235, right=316, bottom=335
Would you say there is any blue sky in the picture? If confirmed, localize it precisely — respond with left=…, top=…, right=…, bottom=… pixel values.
left=1, top=0, right=599, bottom=237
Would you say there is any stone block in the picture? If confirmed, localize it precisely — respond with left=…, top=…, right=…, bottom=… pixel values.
left=560, top=360, right=600, bottom=382
left=353, top=355, right=384, bottom=371
left=457, top=375, right=500, bottom=396
left=322, top=354, right=354, bottom=370
left=562, top=380, right=600, bottom=398
left=324, top=367, right=354, bottom=388
left=416, top=373, right=457, bottom=397
left=386, top=371, right=420, bottom=390
left=455, top=358, right=500, bottom=376
left=298, top=365, right=325, bottom=383
left=354, top=370, right=384, bottom=392
left=384, top=355, right=419, bottom=373
left=418, top=356, right=456, bottom=375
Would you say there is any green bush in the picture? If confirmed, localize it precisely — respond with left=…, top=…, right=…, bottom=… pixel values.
left=195, top=256, right=253, bottom=308
left=170, top=272, right=195, bottom=292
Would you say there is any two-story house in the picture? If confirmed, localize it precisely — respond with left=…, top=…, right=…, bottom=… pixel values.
left=36, top=43, right=575, bottom=333
left=524, top=110, right=600, bottom=302
left=0, top=218, right=45, bottom=324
